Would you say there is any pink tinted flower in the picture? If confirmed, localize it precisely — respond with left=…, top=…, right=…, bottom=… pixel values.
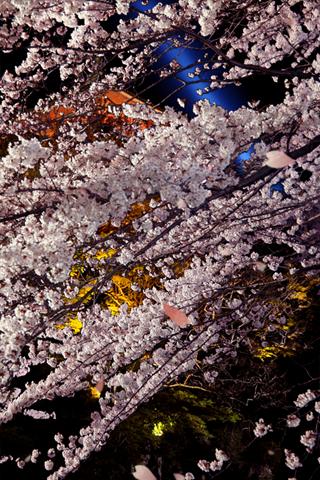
left=286, top=414, right=300, bottom=428
left=197, top=459, right=210, bottom=472
left=284, top=449, right=302, bottom=470
left=300, top=430, right=317, bottom=450
left=254, top=418, right=272, bottom=438
left=294, top=390, right=316, bottom=408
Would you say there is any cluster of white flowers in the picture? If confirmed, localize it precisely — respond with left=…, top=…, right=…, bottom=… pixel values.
left=0, top=0, right=319, bottom=478
left=23, top=409, right=56, bottom=420
left=300, top=430, right=317, bottom=450
left=197, top=448, right=229, bottom=472
left=294, top=389, right=317, bottom=408
left=253, top=418, right=273, bottom=438
left=283, top=389, right=320, bottom=473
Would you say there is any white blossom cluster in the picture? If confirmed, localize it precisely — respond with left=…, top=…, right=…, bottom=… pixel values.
left=294, top=389, right=317, bottom=408
left=284, top=389, right=320, bottom=473
left=197, top=448, right=229, bottom=473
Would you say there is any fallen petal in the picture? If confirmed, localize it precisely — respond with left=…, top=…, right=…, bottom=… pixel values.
left=163, top=303, right=190, bottom=327
left=264, top=150, right=295, bottom=168
left=132, top=465, right=157, bottom=480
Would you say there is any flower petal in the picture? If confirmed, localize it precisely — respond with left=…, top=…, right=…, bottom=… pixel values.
left=163, top=303, right=190, bottom=327
left=264, top=151, right=295, bottom=168
left=94, top=378, right=104, bottom=393
left=173, top=474, right=185, bottom=480
left=132, top=465, right=157, bottom=480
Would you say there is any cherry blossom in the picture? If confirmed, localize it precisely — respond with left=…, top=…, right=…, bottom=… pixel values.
left=0, top=1, right=319, bottom=479
left=284, top=449, right=302, bottom=470
left=253, top=418, right=273, bottom=438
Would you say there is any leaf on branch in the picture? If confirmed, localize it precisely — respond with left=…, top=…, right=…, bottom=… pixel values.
left=163, top=303, right=190, bottom=327
left=132, top=465, right=157, bottom=480
left=264, top=151, right=295, bottom=168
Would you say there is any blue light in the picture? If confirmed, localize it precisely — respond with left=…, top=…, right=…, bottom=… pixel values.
left=235, top=144, right=255, bottom=176
left=129, top=2, right=248, bottom=113
left=270, top=181, right=286, bottom=197
left=150, top=39, right=247, bottom=116
left=131, top=0, right=160, bottom=10
left=128, top=1, right=281, bottom=194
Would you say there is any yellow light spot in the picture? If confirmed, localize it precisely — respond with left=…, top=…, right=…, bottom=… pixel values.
left=64, top=280, right=97, bottom=305
left=67, top=316, right=83, bottom=334
left=55, top=314, right=83, bottom=334
left=254, top=345, right=295, bottom=362
left=152, top=421, right=165, bottom=437
left=112, top=275, right=132, bottom=289
left=94, top=248, right=117, bottom=260
left=69, top=264, right=86, bottom=278
left=89, top=386, right=101, bottom=399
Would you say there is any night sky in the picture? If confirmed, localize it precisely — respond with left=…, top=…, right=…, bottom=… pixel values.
left=128, top=0, right=287, bottom=175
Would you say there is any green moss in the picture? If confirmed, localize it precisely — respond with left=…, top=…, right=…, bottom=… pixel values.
left=105, top=387, right=242, bottom=461
left=167, top=388, right=241, bottom=424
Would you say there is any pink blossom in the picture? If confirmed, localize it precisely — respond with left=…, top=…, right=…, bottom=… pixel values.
left=254, top=418, right=273, bottom=438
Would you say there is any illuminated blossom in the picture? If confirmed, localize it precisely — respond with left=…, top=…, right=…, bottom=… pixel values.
left=197, top=460, right=210, bottom=472
left=314, top=402, right=320, bottom=414
left=284, top=450, right=302, bottom=470
left=286, top=414, right=301, bottom=428
left=44, top=460, right=54, bottom=471
left=294, top=390, right=316, bottom=408
left=0, top=1, right=319, bottom=479
left=300, top=430, right=317, bottom=450
left=306, top=411, right=314, bottom=421
left=254, top=418, right=273, bottom=438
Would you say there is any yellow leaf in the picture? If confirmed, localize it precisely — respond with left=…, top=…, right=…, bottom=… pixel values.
left=112, top=275, right=132, bottom=288
left=55, top=314, right=82, bottom=334
left=94, top=248, right=117, bottom=260
left=67, top=316, right=83, bottom=334
left=89, top=386, right=101, bottom=399
left=290, top=290, right=308, bottom=302
left=64, top=280, right=97, bottom=305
